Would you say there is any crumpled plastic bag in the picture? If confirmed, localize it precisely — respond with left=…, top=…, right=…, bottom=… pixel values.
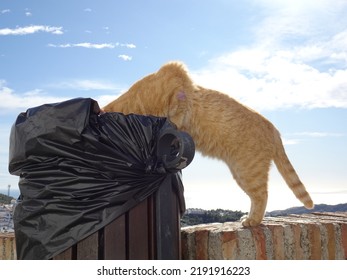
left=8, top=98, right=194, bottom=260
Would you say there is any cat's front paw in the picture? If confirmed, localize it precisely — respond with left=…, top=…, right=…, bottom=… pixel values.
left=240, top=215, right=261, bottom=227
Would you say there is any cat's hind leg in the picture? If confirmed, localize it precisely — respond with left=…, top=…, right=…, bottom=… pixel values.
left=240, top=187, right=268, bottom=227
left=230, top=162, right=270, bottom=227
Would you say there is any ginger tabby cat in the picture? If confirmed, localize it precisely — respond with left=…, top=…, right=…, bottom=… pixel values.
left=103, top=62, right=314, bottom=226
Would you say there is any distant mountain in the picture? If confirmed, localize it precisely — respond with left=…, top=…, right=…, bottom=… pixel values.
left=266, top=203, right=347, bottom=217
left=182, top=203, right=347, bottom=226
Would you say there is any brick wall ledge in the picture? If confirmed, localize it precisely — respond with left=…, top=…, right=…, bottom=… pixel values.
left=181, top=212, right=347, bottom=260
left=0, top=233, right=16, bottom=260
left=2, top=212, right=347, bottom=260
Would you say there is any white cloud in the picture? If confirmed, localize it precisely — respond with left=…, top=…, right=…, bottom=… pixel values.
left=252, top=0, right=347, bottom=46
left=25, top=8, right=32, bottom=17
left=0, top=80, right=123, bottom=112
left=0, top=81, right=64, bottom=111
left=191, top=1, right=347, bottom=111
left=70, top=43, right=113, bottom=49
left=84, top=8, right=92, bottom=12
left=51, top=79, right=122, bottom=91
left=0, top=25, right=63, bottom=35
left=192, top=48, right=347, bottom=111
left=1, top=9, right=10, bottom=14
left=282, top=131, right=345, bottom=146
left=102, top=27, right=111, bottom=34
left=282, top=138, right=300, bottom=146
left=48, top=42, right=115, bottom=49
left=48, top=42, right=136, bottom=49
left=118, top=54, right=132, bottom=61
left=97, top=94, right=123, bottom=107
left=119, top=43, right=136, bottom=49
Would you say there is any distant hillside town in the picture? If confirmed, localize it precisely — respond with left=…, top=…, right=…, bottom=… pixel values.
left=0, top=203, right=15, bottom=233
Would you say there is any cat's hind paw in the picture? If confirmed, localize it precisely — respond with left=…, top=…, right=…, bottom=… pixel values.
left=240, top=215, right=261, bottom=227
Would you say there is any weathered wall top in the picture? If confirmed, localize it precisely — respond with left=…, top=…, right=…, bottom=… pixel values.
left=2, top=212, right=347, bottom=260
left=181, top=212, right=347, bottom=260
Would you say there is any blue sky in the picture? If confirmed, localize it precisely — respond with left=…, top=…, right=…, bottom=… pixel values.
left=1, top=0, right=347, bottom=211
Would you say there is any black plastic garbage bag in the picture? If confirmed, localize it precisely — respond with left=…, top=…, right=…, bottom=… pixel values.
left=8, top=98, right=194, bottom=260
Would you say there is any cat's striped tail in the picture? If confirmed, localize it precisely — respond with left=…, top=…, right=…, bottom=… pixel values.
left=273, top=131, right=314, bottom=209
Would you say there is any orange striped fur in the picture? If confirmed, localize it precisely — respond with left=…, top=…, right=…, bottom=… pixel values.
left=103, top=62, right=314, bottom=226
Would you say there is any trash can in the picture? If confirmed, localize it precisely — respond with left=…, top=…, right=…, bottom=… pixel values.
left=8, top=98, right=195, bottom=260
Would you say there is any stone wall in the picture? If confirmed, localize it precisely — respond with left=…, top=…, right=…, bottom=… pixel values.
left=2, top=212, right=347, bottom=260
left=181, top=212, right=347, bottom=260
left=0, top=233, right=16, bottom=260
